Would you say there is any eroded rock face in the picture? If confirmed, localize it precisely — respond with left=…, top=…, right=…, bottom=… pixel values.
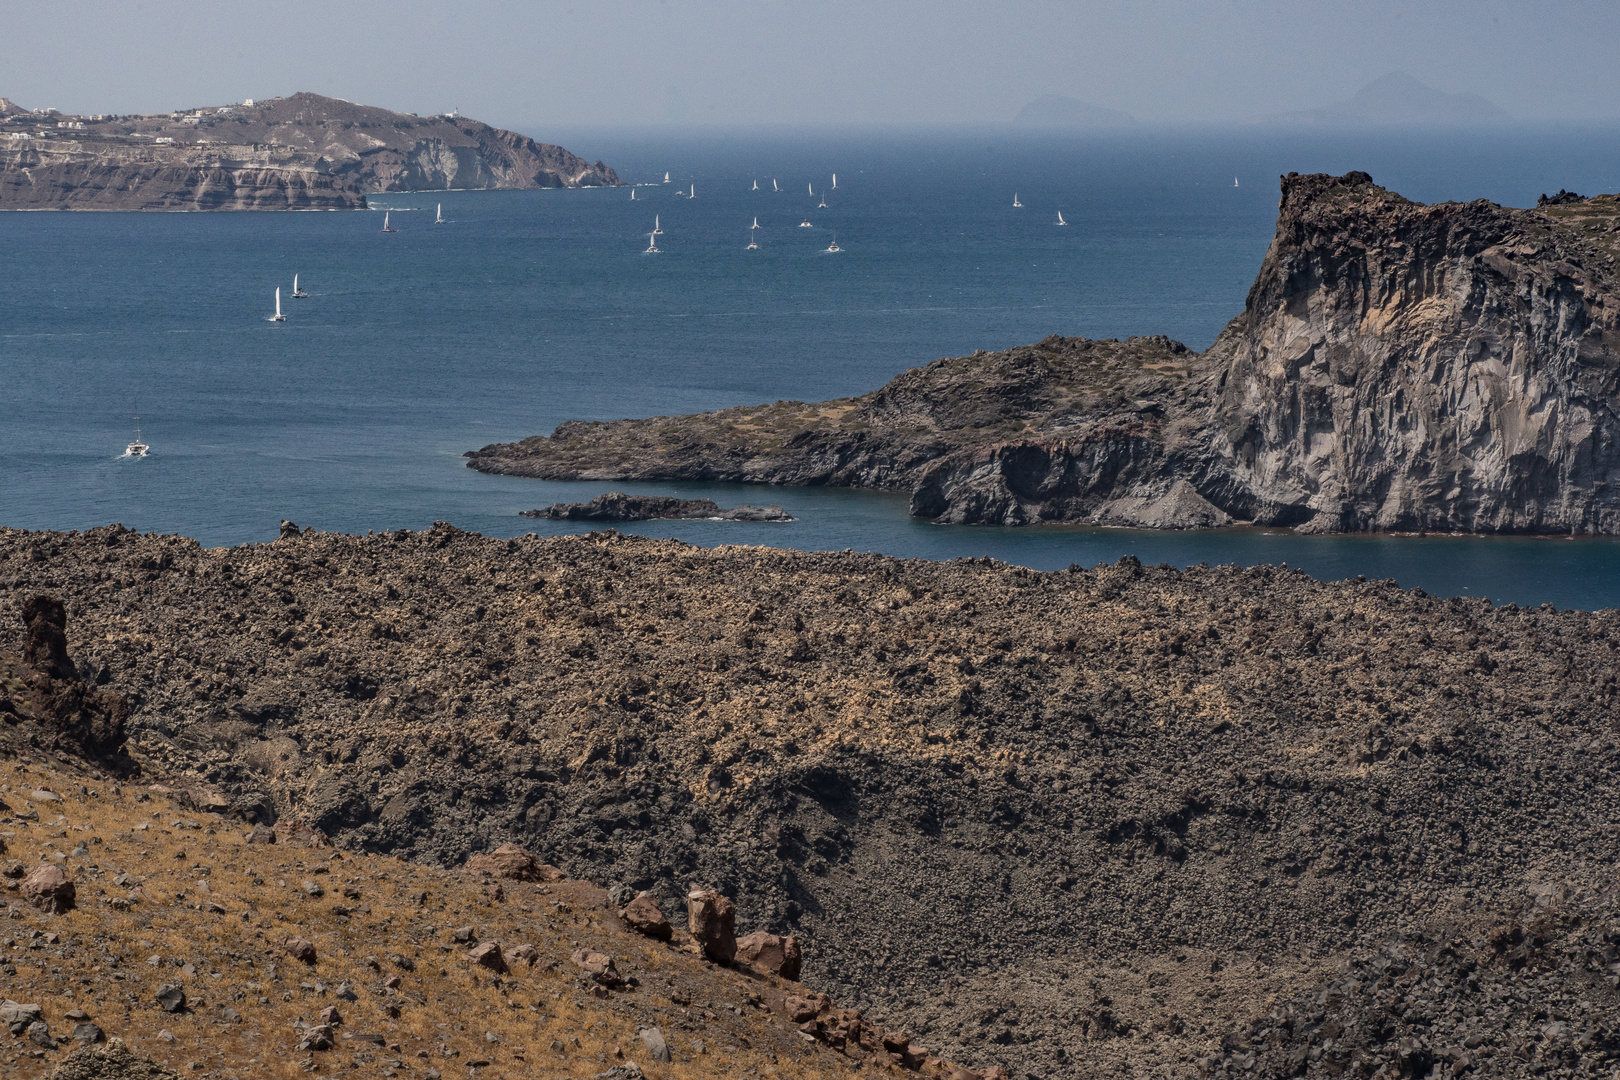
left=471, top=175, right=1620, bottom=534
left=16, top=594, right=129, bottom=761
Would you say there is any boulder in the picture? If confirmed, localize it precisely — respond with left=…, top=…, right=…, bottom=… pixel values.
left=620, top=892, right=673, bottom=941
left=21, top=864, right=75, bottom=914
left=464, top=842, right=549, bottom=881
left=70, top=1023, right=104, bottom=1045
left=469, top=942, right=507, bottom=973
left=736, top=930, right=802, bottom=980
left=637, top=1026, right=672, bottom=1063
left=570, top=947, right=621, bottom=986
left=154, top=984, right=187, bottom=1013
left=318, top=1006, right=342, bottom=1027
left=282, top=936, right=317, bottom=964
left=2, top=1000, right=42, bottom=1034
left=243, top=823, right=277, bottom=845
left=686, top=887, right=737, bottom=963
left=504, top=943, right=539, bottom=967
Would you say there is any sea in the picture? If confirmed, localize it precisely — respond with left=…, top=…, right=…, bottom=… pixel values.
left=5, top=123, right=1620, bottom=610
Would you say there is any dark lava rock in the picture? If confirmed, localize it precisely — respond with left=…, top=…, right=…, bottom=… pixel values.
left=522, top=492, right=792, bottom=522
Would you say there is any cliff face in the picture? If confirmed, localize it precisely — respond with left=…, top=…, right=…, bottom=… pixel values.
left=471, top=173, right=1620, bottom=533
left=1206, top=171, right=1620, bottom=532
left=0, top=91, right=619, bottom=210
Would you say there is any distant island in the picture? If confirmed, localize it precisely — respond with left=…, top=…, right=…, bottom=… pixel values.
left=469, top=173, right=1620, bottom=535
left=0, top=91, right=620, bottom=210
left=1265, top=71, right=1508, bottom=126
left=1013, top=94, right=1135, bottom=127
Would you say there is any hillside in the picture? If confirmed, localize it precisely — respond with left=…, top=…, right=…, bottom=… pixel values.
left=4, top=523, right=1620, bottom=1077
left=0, top=92, right=619, bottom=210
left=469, top=171, right=1620, bottom=534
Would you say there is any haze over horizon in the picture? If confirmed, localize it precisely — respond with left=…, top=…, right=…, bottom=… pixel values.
left=2, top=0, right=1617, bottom=133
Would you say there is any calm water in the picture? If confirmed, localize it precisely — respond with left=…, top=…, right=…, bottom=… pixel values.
left=4, top=124, right=1620, bottom=609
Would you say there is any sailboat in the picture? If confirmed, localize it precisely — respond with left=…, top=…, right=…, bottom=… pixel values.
left=799, top=217, right=813, bottom=227
left=1013, top=193, right=1021, bottom=207
left=689, top=184, right=695, bottom=198
left=644, top=230, right=660, bottom=254
left=832, top=173, right=837, bottom=189
left=381, top=210, right=396, bottom=233
left=752, top=216, right=759, bottom=229
left=818, top=190, right=827, bottom=208
left=825, top=232, right=841, bottom=253
left=1056, top=212, right=1068, bottom=226
left=773, top=179, right=779, bottom=192
left=435, top=202, right=445, bottom=223
left=123, top=407, right=148, bottom=458
left=653, top=215, right=663, bottom=235
left=752, top=180, right=759, bottom=191
left=291, top=273, right=308, bottom=298
left=808, top=182, right=814, bottom=196
left=630, top=187, right=636, bottom=200
left=1234, top=176, right=1240, bottom=188
left=664, top=172, right=671, bottom=183
left=746, top=229, right=758, bottom=250
left=269, top=286, right=286, bottom=322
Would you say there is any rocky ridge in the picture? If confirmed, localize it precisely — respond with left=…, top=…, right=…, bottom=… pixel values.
left=523, top=494, right=794, bottom=523
left=469, top=173, right=1620, bottom=534
left=0, top=92, right=619, bottom=210
left=3, top=522, right=1620, bottom=1077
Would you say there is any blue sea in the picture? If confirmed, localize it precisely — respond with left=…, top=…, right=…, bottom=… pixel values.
left=5, top=123, right=1620, bottom=609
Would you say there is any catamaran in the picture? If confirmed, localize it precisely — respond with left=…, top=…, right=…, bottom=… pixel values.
left=1013, top=193, right=1022, bottom=207
left=825, top=232, right=841, bottom=253
left=435, top=203, right=445, bottom=223
left=653, top=215, right=663, bottom=234
left=1234, top=176, right=1240, bottom=187
left=381, top=210, right=396, bottom=233
left=291, top=274, right=308, bottom=298
left=799, top=217, right=813, bottom=227
left=752, top=216, right=759, bottom=229
left=644, top=230, right=660, bottom=254
left=269, top=286, right=286, bottom=322
left=124, top=410, right=148, bottom=458
left=746, top=229, right=758, bottom=250
left=664, top=172, right=670, bottom=183
left=818, top=191, right=827, bottom=208
left=1056, top=211, right=1068, bottom=226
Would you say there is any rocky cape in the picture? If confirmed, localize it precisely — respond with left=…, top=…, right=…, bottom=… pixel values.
left=4, top=522, right=1620, bottom=1077
left=0, top=92, right=619, bottom=211
left=469, top=172, right=1620, bottom=534
left=523, top=493, right=794, bottom=522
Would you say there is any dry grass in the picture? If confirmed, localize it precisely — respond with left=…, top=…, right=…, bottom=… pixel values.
left=0, top=758, right=891, bottom=1079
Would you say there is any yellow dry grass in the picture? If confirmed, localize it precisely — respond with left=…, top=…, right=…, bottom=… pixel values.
left=0, top=759, right=883, bottom=1080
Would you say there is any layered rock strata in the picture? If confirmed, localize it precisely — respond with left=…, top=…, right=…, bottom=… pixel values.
left=470, top=173, right=1620, bottom=533
left=0, top=91, right=619, bottom=210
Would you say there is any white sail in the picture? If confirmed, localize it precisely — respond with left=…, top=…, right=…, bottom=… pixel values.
left=832, top=173, right=837, bottom=189
left=808, top=182, right=813, bottom=196
left=1057, top=212, right=1067, bottom=226
left=436, top=202, right=444, bottom=222
left=752, top=216, right=759, bottom=229
left=1234, top=176, right=1240, bottom=187
left=690, top=184, right=695, bottom=198
left=293, top=274, right=298, bottom=292
left=1013, top=193, right=1021, bottom=207
left=654, top=215, right=663, bottom=234
left=270, top=286, right=285, bottom=321
left=752, top=180, right=759, bottom=190
left=631, top=188, right=636, bottom=199
left=645, top=231, right=660, bottom=253
left=664, top=172, right=670, bottom=183
left=773, top=178, right=779, bottom=191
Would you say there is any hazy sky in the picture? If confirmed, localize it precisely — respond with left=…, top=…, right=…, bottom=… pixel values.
left=4, top=0, right=1616, bottom=130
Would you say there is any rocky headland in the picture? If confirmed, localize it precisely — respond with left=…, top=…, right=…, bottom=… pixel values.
left=469, top=172, right=1620, bottom=534
left=3, top=522, right=1620, bottom=1077
left=0, top=93, right=619, bottom=211
left=523, top=494, right=794, bottom=523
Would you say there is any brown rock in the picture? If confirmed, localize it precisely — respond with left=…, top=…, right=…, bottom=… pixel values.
left=21, top=863, right=75, bottom=914
left=504, top=943, right=538, bottom=967
left=621, top=892, right=673, bottom=941
left=980, top=1068, right=1012, bottom=1080
left=464, top=842, right=548, bottom=881
left=273, top=821, right=331, bottom=848
left=469, top=942, right=507, bottom=973
left=23, top=595, right=75, bottom=680
left=736, top=930, right=802, bottom=979
left=318, top=1006, right=342, bottom=1027
left=569, top=947, right=620, bottom=985
left=686, top=887, right=736, bottom=963
left=282, top=935, right=317, bottom=964
left=785, top=995, right=822, bottom=1024
left=243, top=823, right=276, bottom=845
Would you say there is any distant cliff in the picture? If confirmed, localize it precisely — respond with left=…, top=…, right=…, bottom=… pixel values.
left=0, top=92, right=619, bottom=210
left=468, top=172, right=1620, bottom=534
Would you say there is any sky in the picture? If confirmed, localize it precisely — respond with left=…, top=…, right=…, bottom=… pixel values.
left=3, top=0, right=1617, bottom=130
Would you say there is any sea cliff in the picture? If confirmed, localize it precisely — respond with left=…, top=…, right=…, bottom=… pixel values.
left=0, top=92, right=619, bottom=210
left=469, top=172, right=1620, bottom=533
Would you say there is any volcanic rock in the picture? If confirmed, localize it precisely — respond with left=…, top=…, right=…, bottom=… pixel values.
left=736, top=930, right=802, bottom=980
left=464, top=842, right=547, bottom=881
left=687, top=888, right=737, bottom=964
left=468, top=942, right=507, bottom=973
left=46, top=1037, right=180, bottom=1079
left=620, top=892, right=673, bottom=941
left=282, top=936, right=316, bottom=964
left=20, top=863, right=75, bottom=913
left=153, top=984, right=186, bottom=1013
left=523, top=493, right=793, bottom=522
